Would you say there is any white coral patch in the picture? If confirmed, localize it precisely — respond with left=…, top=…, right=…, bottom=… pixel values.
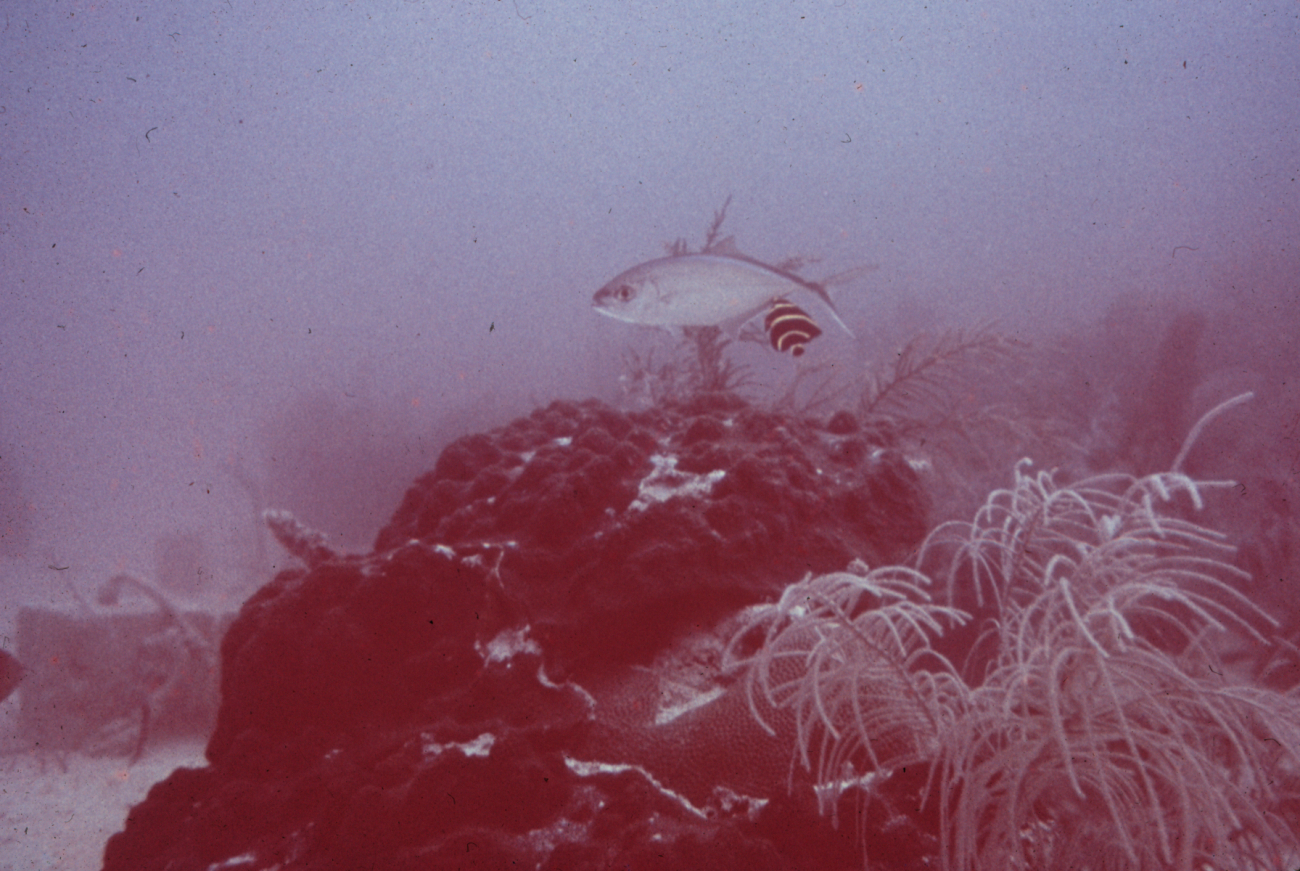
left=628, top=454, right=726, bottom=512
left=712, top=785, right=769, bottom=822
left=421, top=731, right=496, bottom=760
left=653, top=685, right=725, bottom=726
left=203, top=853, right=259, bottom=871
left=563, top=756, right=710, bottom=819
left=478, top=626, right=542, bottom=664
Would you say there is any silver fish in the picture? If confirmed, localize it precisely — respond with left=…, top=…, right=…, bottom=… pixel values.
left=592, top=250, right=861, bottom=337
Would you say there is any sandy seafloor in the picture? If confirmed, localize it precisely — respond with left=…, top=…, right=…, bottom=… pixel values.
left=0, top=695, right=206, bottom=871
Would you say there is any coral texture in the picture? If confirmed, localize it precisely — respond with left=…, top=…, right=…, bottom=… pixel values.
left=376, top=395, right=926, bottom=671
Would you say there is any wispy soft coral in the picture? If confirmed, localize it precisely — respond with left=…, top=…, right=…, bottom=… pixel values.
left=732, top=393, right=1300, bottom=870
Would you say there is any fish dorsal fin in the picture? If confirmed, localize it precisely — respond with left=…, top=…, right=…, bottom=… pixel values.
left=704, top=235, right=741, bottom=256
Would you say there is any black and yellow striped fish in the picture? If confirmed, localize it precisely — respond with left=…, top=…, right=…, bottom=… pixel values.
left=763, top=299, right=823, bottom=357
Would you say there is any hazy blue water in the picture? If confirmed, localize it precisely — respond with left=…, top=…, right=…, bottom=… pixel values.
left=1, top=0, right=1296, bottom=639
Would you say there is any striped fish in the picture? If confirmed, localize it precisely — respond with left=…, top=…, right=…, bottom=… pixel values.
left=764, top=299, right=822, bottom=357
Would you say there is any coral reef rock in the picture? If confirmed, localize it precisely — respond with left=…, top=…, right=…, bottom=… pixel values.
left=104, top=395, right=930, bottom=871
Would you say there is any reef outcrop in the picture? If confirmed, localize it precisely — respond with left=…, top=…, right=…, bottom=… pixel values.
left=103, top=395, right=932, bottom=871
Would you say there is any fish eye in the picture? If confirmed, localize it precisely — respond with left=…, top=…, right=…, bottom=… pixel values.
left=617, top=284, right=635, bottom=302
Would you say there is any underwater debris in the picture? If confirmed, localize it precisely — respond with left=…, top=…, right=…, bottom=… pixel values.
left=91, top=573, right=222, bottom=764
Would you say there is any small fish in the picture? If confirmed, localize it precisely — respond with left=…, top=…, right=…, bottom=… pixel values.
left=593, top=246, right=862, bottom=337
left=764, top=299, right=822, bottom=357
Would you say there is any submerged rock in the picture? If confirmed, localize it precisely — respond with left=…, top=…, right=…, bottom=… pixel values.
left=103, top=395, right=931, bottom=871
left=378, top=397, right=926, bottom=672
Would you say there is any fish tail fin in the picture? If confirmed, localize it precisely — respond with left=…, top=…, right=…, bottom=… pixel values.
left=807, top=281, right=856, bottom=338
left=811, top=263, right=878, bottom=337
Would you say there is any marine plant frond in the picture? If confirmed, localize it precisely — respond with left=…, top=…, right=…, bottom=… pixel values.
left=661, top=196, right=735, bottom=256
left=1255, top=634, right=1300, bottom=689
left=618, top=330, right=754, bottom=406
left=918, top=453, right=1264, bottom=629
left=922, top=389, right=1259, bottom=617
left=701, top=194, right=733, bottom=252
left=665, top=237, right=691, bottom=257
left=859, top=324, right=1024, bottom=420
left=726, top=561, right=969, bottom=811
left=681, top=325, right=754, bottom=395
left=771, top=360, right=854, bottom=416
left=618, top=346, right=674, bottom=408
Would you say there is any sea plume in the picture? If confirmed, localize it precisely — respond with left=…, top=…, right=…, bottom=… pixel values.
left=922, top=446, right=1299, bottom=870
left=858, top=324, right=1023, bottom=421
left=732, top=392, right=1300, bottom=870
left=726, top=561, right=969, bottom=816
